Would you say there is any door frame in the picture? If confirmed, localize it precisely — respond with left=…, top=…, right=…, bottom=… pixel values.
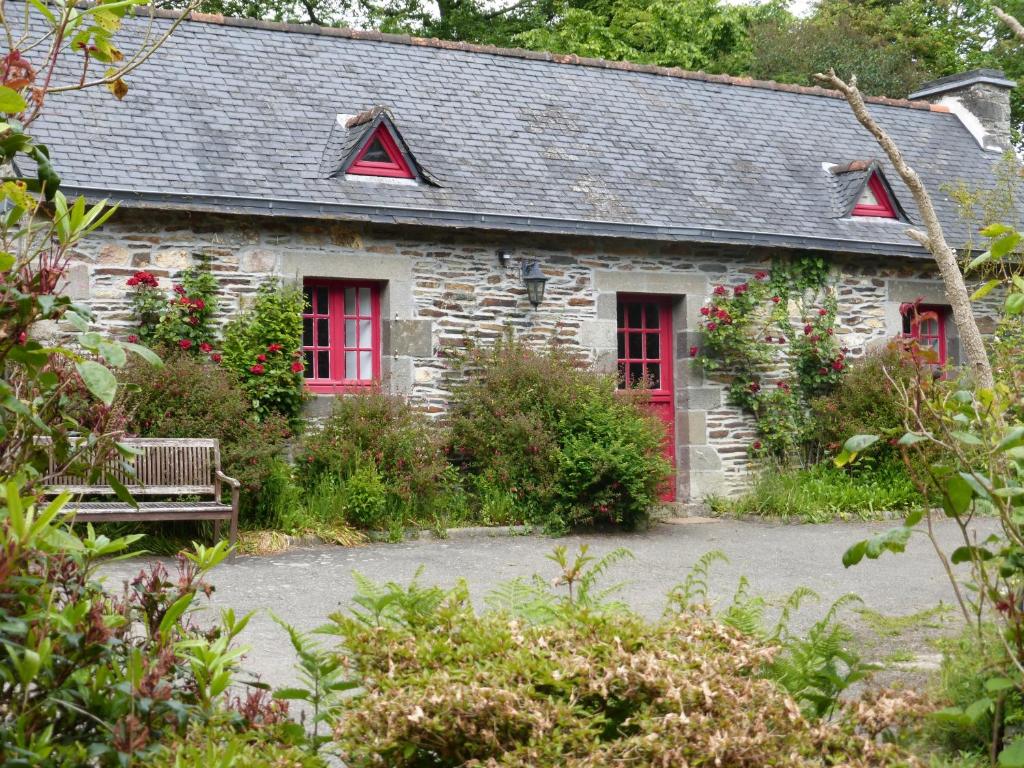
left=616, top=293, right=676, bottom=501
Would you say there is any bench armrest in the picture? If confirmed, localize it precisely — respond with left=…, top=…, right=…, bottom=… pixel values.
left=215, top=471, right=241, bottom=546
left=215, top=470, right=241, bottom=489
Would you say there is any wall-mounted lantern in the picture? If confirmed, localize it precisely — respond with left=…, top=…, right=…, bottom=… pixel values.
left=520, top=261, right=549, bottom=307
left=496, top=250, right=548, bottom=308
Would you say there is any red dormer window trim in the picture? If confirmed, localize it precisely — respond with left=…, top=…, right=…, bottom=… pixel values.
left=346, top=124, right=414, bottom=179
left=852, top=173, right=897, bottom=219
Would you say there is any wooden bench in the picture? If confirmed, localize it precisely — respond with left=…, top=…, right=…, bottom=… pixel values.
left=46, top=438, right=240, bottom=545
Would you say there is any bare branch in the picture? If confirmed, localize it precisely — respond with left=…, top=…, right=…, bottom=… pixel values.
left=995, top=6, right=1024, bottom=42
left=812, top=68, right=995, bottom=390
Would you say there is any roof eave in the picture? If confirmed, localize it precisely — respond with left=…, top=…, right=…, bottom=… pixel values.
left=68, top=185, right=936, bottom=260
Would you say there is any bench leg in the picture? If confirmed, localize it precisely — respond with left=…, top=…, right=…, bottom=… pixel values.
left=214, top=520, right=221, bottom=543
left=229, top=485, right=239, bottom=547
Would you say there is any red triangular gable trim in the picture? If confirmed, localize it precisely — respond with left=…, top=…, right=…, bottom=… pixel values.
left=852, top=173, right=896, bottom=219
left=347, top=123, right=414, bottom=179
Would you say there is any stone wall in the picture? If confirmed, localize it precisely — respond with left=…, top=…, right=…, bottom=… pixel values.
left=64, top=208, right=998, bottom=501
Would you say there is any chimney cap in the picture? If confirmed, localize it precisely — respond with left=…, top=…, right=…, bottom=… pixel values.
left=908, top=68, right=1016, bottom=100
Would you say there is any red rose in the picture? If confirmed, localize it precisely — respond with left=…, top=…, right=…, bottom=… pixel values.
left=778, top=336, right=786, bottom=344
left=749, top=381, right=760, bottom=393
left=689, top=346, right=698, bottom=358
left=765, top=335, right=773, bottom=343
left=250, top=364, right=265, bottom=375
left=291, top=361, right=304, bottom=373
left=173, top=284, right=186, bottom=295
left=752, top=441, right=762, bottom=450
left=192, top=298, right=206, bottom=310
left=127, top=334, right=139, bottom=343
left=819, top=367, right=828, bottom=375
left=713, top=285, right=727, bottom=296
left=211, top=353, right=222, bottom=363
left=804, top=324, right=812, bottom=335
left=826, top=328, right=834, bottom=336
left=257, top=354, right=267, bottom=362
left=17, top=331, right=27, bottom=345
left=706, top=322, right=718, bottom=331
left=716, top=309, right=729, bottom=320
left=771, top=295, right=780, bottom=303
left=734, top=283, right=748, bottom=295
left=178, top=339, right=192, bottom=350
left=700, top=306, right=711, bottom=316
left=268, top=343, right=283, bottom=353
left=818, top=308, right=827, bottom=316
left=755, top=271, right=768, bottom=281
left=199, top=342, right=213, bottom=353
left=832, top=360, right=844, bottom=371
left=126, top=277, right=138, bottom=287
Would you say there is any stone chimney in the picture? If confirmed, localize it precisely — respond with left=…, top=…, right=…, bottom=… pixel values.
left=908, top=68, right=1016, bottom=153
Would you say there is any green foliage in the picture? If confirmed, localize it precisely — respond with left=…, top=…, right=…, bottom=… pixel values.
left=0, top=481, right=268, bottom=765
left=338, top=462, right=388, bottom=528
left=325, top=549, right=912, bottom=767
left=709, top=461, right=923, bottom=523
left=296, top=389, right=457, bottom=529
left=221, top=280, right=305, bottom=422
left=118, top=352, right=292, bottom=523
left=147, top=720, right=325, bottom=768
left=449, top=338, right=670, bottom=532
left=271, top=617, right=357, bottom=754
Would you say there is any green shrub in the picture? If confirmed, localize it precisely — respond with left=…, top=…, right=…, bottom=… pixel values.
left=709, top=461, right=923, bottom=522
left=149, top=720, right=324, bottom=767
left=222, top=280, right=306, bottom=423
left=340, top=463, right=388, bottom=528
left=327, top=557, right=912, bottom=768
left=295, top=390, right=455, bottom=526
left=0, top=485, right=257, bottom=766
left=449, top=339, right=670, bottom=532
left=118, top=353, right=292, bottom=525
left=807, top=346, right=923, bottom=462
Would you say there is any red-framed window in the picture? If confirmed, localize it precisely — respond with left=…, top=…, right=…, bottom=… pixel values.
left=346, top=124, right=414, bottom=179
left=852, top=174, right=897, bottom=219
left=902, top=304, right=948, bottom=365
left=616, top=297, right=673, bottom=394
left=302, top=280, right=381, bottom=392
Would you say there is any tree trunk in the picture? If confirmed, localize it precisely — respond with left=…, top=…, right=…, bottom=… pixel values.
left=813, top=69, right=995, bottom=390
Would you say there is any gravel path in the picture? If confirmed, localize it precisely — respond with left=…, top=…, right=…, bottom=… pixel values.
left=99, top=516, right=997, bottom=688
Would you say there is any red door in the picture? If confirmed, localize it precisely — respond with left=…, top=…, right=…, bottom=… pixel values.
left=617, top=296, right=676, bottom=501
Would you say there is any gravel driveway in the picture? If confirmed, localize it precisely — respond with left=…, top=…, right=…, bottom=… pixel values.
left=99, top=516, right=997, bottom=689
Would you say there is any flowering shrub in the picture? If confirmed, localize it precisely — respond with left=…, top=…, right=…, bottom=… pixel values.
left=330, top=566, right=914, bottom=768
left=295, top=389, right=455, bottom=527
left=127, top=264, right=219, bottom=353
left=221, top=280, right=305, bottom=422
left=448, top=339, right=670, bottom=532
left=694, top=258, right=843, bottom=461
left=118, top=353, right=292, bottom=521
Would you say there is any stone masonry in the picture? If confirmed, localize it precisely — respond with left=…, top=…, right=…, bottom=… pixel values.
left=64, top=209, right=1001, bottom=502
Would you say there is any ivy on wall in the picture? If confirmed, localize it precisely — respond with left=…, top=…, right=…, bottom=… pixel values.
left=694, top=255, right=847, bottom=461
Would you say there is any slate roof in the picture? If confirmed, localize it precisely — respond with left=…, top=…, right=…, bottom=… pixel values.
left=32, top=9, right=1007, bottom=257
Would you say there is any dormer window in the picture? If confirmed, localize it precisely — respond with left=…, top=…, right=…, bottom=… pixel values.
left=346, top=123, right=414, bottom=179
left=852, top=173, right=897, bottom=219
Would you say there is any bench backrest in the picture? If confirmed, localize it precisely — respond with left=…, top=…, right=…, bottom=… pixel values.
left=47, top=438, right=222, bottom=496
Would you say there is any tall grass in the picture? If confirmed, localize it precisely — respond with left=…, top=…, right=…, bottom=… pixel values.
left=708, top=462, right=924, bottom=523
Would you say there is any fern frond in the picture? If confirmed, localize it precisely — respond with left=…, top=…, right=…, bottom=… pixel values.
left=665, top=549, right=728, bottom=614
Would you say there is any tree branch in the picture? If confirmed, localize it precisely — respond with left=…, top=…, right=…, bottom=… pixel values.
left=812, top=68, right=995, bottom=390
left=995, top=6, right=1024, bottom=43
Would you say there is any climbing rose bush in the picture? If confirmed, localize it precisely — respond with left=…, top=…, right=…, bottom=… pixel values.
left=221, top=280, right=305, bottom=423
left=126, top=264, right=219, bottom=355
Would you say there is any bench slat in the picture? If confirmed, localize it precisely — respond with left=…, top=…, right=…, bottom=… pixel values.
left=55, top=485, right=216, bottom=496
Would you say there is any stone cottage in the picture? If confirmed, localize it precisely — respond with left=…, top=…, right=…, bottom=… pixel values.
left=36, top=10, right=1014, bottom=501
